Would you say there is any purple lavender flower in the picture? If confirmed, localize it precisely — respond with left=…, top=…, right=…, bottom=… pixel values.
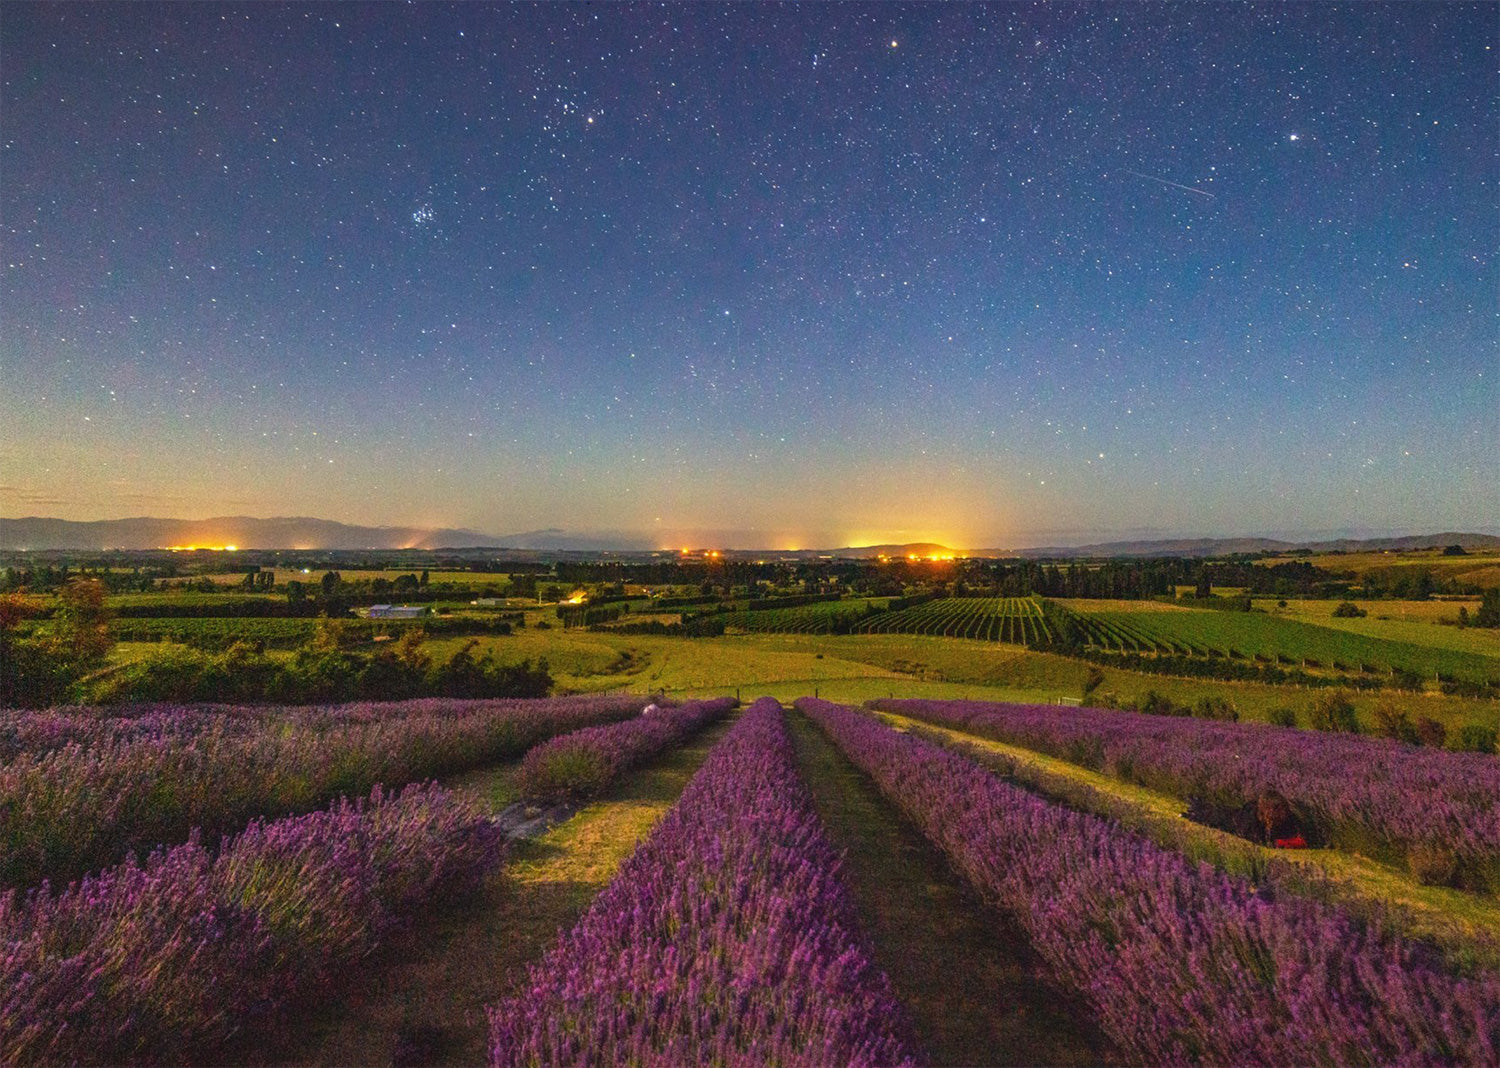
left=514, top=696, right=736, bottom=798
left=0, top=693, right=643, bottom=889
left=488, top=698, right=917, bottom=1067
left=0, top=782, right=503, bottom=1065
left=801, top=697, right=1500, bottom=1066
left=870, top=697, right=1500, bottom=891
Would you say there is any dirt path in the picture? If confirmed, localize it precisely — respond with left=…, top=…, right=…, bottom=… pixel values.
left=248, top=715, right=738, bottom=1067
left=787, top=708, right=1113, bottom=1067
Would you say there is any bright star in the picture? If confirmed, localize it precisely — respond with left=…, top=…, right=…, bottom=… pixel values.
left=1288, top=132, right=1301, bottom=142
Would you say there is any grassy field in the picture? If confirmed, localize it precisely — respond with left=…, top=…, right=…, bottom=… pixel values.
left=1258, top=550, right=1500, bottom=589
left=414, top=629, right=1499, bottom=734
left=1258, top=598, right=1498, bottom=657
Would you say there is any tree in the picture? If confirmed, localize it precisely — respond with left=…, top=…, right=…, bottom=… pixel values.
left=1477, top=588, right=1500, bottom=628
left=52, top=578, right=113, bottom=662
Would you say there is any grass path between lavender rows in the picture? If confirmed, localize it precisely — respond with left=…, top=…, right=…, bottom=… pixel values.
left=874, top=709, right=1500, bottom=971
left=254, top=712, right=740, bottom=1068
left=786, top=707, right=1113, bottom=1067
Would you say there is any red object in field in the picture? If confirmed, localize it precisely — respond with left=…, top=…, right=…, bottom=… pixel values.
left=1274, top=836, right=1308, bottom=849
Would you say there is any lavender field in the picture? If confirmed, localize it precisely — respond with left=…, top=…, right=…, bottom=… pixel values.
left=4, top=687, right=1496, bottom=1065
left=490, top=698, right=916, bottom=1066
left=871, top=697, right=1500, bottom=892
left=0, top=693, right=642, bottom=889
left=802, top=698, right=1500, bottom=1066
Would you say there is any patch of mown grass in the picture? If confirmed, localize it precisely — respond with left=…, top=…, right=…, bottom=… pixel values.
left=1261, top=598, right=1499, bottom=658
left=250, top=714, right=738, bottom=1067
left=875, top=709, right=1500, bottom=975
left=787, top=709, right=1111, bottom=1067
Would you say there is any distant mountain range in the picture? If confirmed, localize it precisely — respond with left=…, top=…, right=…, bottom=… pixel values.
left=1002, top=533, right=1500, bottom=558
left=0, top=516, right=652, bottom=552
left=2, top=515, right=1497, bottom=557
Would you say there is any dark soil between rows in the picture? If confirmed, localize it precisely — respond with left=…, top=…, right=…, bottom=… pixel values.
left=788, top=707, right=1116, bottom=1068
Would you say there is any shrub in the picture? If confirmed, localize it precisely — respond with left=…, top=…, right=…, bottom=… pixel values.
left=1370, top=699, right=1420, bottom=745
left=1331, top=601, right=1367, bottom=618
left=1391, top=668, right=1426, bottom=692
left=1307, top=690, right=1360, bottom=734
left=1081, top=667, right=1106, bottom=698
left=1192, top=695, right=1238, bottom=722
left=1140, top=690, right=1182, bottom=717
left=1452, top=724, right=1498, bottom=755
left=1407, top=842, right=1460, bottom=887
left=1415, top=716, right=1448, bottom=749
left=1267, top=706, right=1298, bottom=729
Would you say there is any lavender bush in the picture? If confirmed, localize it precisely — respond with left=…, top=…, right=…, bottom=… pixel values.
left=873, top=697, right=1500, bottom=892
left=0, top=693, right=642, bottom=889
left=488, top=697, right=916, bottom=1067
left=0, top=782, right=503, bottom=1065
left=514, top=696, right=736, bottom=798
left=801, top=698, right=1500, bottom=1066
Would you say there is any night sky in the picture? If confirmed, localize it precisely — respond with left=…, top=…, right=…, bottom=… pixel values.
left=2, top=2, right=1495, bottom=550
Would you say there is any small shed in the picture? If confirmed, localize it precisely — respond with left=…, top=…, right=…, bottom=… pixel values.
left=369, top=605, right=426, bottom=619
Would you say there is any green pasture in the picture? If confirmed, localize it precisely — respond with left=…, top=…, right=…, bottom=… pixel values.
left=1259, top=598, right=1498, bottom=658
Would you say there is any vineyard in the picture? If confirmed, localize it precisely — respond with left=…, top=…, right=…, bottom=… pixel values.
left=1067, top=604, right=1500, bottom=683
left=716, top=596, right=1055, bottom=642
left=856, top=596, right=1051, bottom=643
left=716, top=597, right=890, bottom=635
left=706, top=593, right=1500, bottom=685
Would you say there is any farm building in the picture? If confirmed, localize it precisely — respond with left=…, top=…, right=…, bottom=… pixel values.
left=367, top=604, right=426, bottom=619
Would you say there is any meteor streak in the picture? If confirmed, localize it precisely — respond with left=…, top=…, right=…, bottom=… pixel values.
left=1122, top=168, right=1216, bottom=198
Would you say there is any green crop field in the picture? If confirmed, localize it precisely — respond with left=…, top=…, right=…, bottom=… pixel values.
left=717, top=598, right=892, bottom=634
left=854, top=597, right=1050, bottom=643
left=105, top=590, right=284, bottom=610
left=1069, top=604, right=1500, bottom=683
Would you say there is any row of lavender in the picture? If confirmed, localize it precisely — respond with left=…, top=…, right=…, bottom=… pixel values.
left=515, top=696, right=737, bottom=798
left=0, top=693, right=643, bottom=888
left=487, top=698, right=916, bottom=1067
left=1, top=782, right=503, bottom=1065
left=803, top=698, right=1499, bottom=1066
left=873, top=697, right=1500, bottom=892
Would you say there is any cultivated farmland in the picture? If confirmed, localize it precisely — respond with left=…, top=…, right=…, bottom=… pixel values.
left=3, top=686, right=1498, bottom=1064
left=1068, top=603, right=1500, bottom=683
left=856, top=596, right=1051, bottom=643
